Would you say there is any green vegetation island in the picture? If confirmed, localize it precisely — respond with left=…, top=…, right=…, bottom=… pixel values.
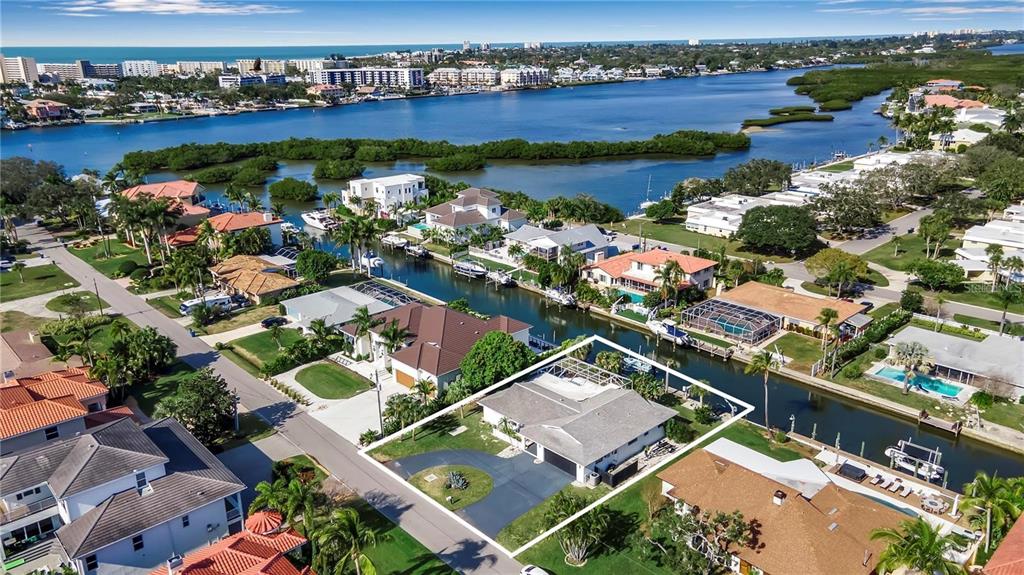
left=742, top=105, right=834, bottom=129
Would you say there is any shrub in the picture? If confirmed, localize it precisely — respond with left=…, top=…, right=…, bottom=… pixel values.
left=970, top=391, right=995, bottom=409
left=841, top=364, right=864, bottom=379
left=665, top=417, right=696, bottom=443
left=117, top=260, right=139, bottom=277
left=129, top=268, right=150, bottom=282
left=446, top=470, right=469, bottom=490
left=313, top=158, right=365, bottom=179
left=268, top=177, right=318, bottom=201
left=425, top=153, right=486, bottom=172
left=900, top=289, right=924, bottom=312
left=694, top=404, right=717, bottom=425
left=873, top=347, right=888, bottom=360
left=773, top=430, right=789, bottom=443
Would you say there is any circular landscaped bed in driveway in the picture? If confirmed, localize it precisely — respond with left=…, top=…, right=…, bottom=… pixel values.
left=409, top=464, right=493, bottom=510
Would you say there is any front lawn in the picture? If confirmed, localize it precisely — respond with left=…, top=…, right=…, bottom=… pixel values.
left=67, top=238, right=150, bottom=278
left=230, top=328, right=304, bottom=368
left=952, top=313, right=1024, bottom=336
left=45, top=291, right=107, bottom=314
left=46, top=316, right=135, bottom=356
left=498, top=484, right=610, bottom=551
left=149, top=295, right=184, bottom=318
left=615, top=218, right=796, bottom=262
left=0, top=264, right=79, bottom=302
left=932, top=286, right=1024, bottom=315
left=772, top=332, right=823, bottom=373
left=348, top=498, right=457, bottom=574
left=202, top=305, right=280, bottom=335
left=862, top=233, right=955, bottom=272
left=0, top=311, right=48, bottom=333
left=127, top=360, right=195, bottom=416
left=293, top=362, right=370, bottom=399
left=370, top=407, right=507, bottom=462
left=409, top=464, right=494, bottom=510
left=869, top=302, right=900, bottom=318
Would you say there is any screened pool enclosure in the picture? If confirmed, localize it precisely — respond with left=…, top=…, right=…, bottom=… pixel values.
left=681, top=299, right=783, bottom=345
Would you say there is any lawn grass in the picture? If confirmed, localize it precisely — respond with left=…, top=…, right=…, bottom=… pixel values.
left=423, top=242, right=452, bottom=257
left=293, top=362, right=370, bottom=400
left=220, top=348, right=263, bottom=377
left=0, top=264, right=79, bottom=302
left=149, top=295, right=184, bottom=318
left=976, top=401, right=1024, bottom=431
left=862, top=233, right=955, bottom=272
left=465, top=256, right=514, bottom=271
left=686, top=329, right=734, bottom=349
left=211, top=412, right=276, bottom=453
left=819, top=160, right=855, bottom=172
left=230, top=328, right=304, bottom=368
left=67, top=238, right=150, bottom=278
left=933, top=286, right=1024, bottom=315
left=498, top=483, right=611, bottom=551
left=46, top=316, right=135, bottom=356
left=409, top=465, right=494, bottom=510
left=909, top=318, right=987, bottom=341
left=615, top=218, right=795, bottom=263
left=952, top=313, right=1024, bottom=336
left=771, top=332, right=823, bottom=373
left=0, top=311, right=48, bottom=333
left=127, top=360, right=195, bottom=416
left=712, top=421, right=806, bottom=462
left=869, top=302, right=900, bottom=318
left=203, top=305, right=279, bottom=335
left=882, top=208, right=913, bottom=223
left=45, top=291, right=107, bottom=314
left=323, top=271, right=364, bottom=289
left=348, top=499, right=457, bottom=574
left=616, top=309, right=647, bottom=323
left=370, top=407, right=506, bottom=462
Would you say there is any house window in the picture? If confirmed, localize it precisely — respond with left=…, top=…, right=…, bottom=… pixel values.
left=132, top=535, right=144, bottom=551
left=135, top=472, right=148, bottom=489
left=44, top=426, right=59, bottom=440
left=85, top=555, right=98, bottom=572
left=182, top=515, right=190, bottom=528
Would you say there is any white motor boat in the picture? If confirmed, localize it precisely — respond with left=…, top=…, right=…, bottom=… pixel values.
left=301, top=209, right=338, bottom=231
left=545, top=288, right=577, bottom=307
left=280, top=222, right=300, bottom=235
left=360, top=251, right=384, bottom=269
left=486, top=270, right=515, bottom=286
left=405, top=244, right=430, bottom=258
left=453, top=260, right=488, bottom=278
left=647, top=318, right=690, bottom=345
left=382, top=234, right=409, bottom=249
left=884, top=439, right=945, bottom=481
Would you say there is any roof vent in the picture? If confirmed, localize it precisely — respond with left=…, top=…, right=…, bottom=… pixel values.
left=772, top=490, right=786, bottom=506
left=828, top=507, right=838, bottom=515
left=828, top=522, right=839, bottom=532
left=167, top=554, right=184, bottom=574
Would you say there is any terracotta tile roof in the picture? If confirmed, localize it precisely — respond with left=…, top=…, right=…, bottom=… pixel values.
left=122, top=180, right=202, bottom=201
left=587, top=249, right=717, bottom=279
left=657, top=450, right=905, bottom=575
left=718, top=281, right=866, bottom=324
left=10, top=367, right=107, bottom=403
left=924, top=94, right=985, bottom=109
left=0, top=395, right=87, bottom=440
left=987, top=517, right=1024, bottom=575
left=168, top=212, right=281, bottom=246
left=347, top=303, right=530, bottom=376
left=0, top=367, right=109, bottom=439
left=244, top=511, right=283, bottom=535
left=149, top=528, right=309, bottom=575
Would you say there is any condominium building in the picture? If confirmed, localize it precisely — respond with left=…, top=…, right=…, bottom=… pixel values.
left=308, top=67, right=424, bottom=89
left=176, top=61, right=226, bottom=75
left=88, top=63, right=122, bottom=79
left=306, top=84, right=345, bottom=99
left=685, top=194, right=772, bottom=237
left=500, top=66, right=550, bottom=87
left=290, top=58, right=349, bottom=72
left=426, top=67, right=499, bottom=86
left=217, top=73, right=286, bottom=89
left=426, top=67, right=461, bottom=86
left=39, top=61, right=89, bottom=81
left=236, top=59, right=287, bottom=74
left=344, top=174, right=428, bottom=221
left=961, top=219, right=1024, bottom=252
left=0, top=55, right=39, bottom=83
left=121, top=60, right=160, bottom=77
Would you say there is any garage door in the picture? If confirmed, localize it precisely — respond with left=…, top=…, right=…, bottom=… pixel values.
left=394, top=369, right=415, bottom=388
left=543, top=448, right=577, bottom=477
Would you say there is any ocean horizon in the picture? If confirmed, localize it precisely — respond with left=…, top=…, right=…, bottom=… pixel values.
left=0, top=34, right=894, bottom=63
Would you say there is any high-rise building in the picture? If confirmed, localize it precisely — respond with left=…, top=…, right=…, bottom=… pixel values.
left=688, top=38, right=701, bottom=46
left=0, top=54, right=39, bottom=83
left=88, top=62, right=123, bottom=78
left=523, top=41, right=543, bottom=50
left=500, top=66, right=550, bottom=87
left=39, top=60, right=90, bottom=81
left=480, top=42, right=492, bottom=52
left=218, top=73, right=286, bottom=89
left=121, top=60, right=160, bottom=77
left=308, top=67, right=424, bottom=89
left=177, top=61, right=226, bottom=75
left=236, top=58, right=288, bottom=74
left=462, top=40, right=472, bottom=52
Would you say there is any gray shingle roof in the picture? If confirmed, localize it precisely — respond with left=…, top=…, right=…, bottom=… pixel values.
left=479, top=377, right=676, bottom=465
left=56, top=418, right=244, bottom=559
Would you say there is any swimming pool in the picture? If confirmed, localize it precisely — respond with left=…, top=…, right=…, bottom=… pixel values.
left=714, top=318, right=750, bottom=336
left=873, top=366, right=963, bottom=398
left=411, top=223, right=430, bottom=231
left=617, top=290, right=644, bottom=304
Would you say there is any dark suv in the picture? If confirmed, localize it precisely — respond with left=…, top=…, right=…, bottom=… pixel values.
left=261, top=316, right=288, bottom=329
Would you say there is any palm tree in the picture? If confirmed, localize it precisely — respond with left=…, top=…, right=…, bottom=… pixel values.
left=690, top=380, right=709, bottom=406
left=224, top=184, right=245, bottom=212
left=891, top=341, right=931, bottom=394
left=11, top=260, right=26, bottom=283
left=816, top=307, right=839, bottom=353
left=269, top=324, right=283, bottom=349
left=871, top=518, right=965, bottom=575
left=321, top=192, right=340, bottom=210
left=271, top=200, right=286, bottom=218
left=313, top=507, right=384, bottom=575
left=444, top=378, right=473, bottom=419
left=962, top=471, right=1021, bottom=551
left=284, top=478, right=318, bottom=535
left=656, top=259, right=683, bottom=302
left=558, top=245, right=586, bottom=289
left=986, top=244, right=1004, bottom=292
left=508, top=243, right=526, bottom=261
left=245, top=189, right=263, bottom=212
left=249, top=478, right=289, bottom=515
left=744, top=350, right=778, bottom=434
left=993, top=289, right=1022, bottom=336
left=412, top=379, right=435, bottom=404
left=307, top=318, right=339, bottom=348
left=350, top=305, right=382, bottom=356
left=595, top=351, right=623, bottom=374
left=52, top=347, right=74, bottom=369
left=1003, top=256, right=1024, bottom=289
left=1001, top=104, right=1022, bottom=133
left=331, top=220, right=359, bottom=270
left=379, top=319, right=411, bottom=356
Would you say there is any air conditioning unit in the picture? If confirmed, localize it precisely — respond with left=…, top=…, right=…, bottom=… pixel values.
left=586, top=472, right=600, bottom=488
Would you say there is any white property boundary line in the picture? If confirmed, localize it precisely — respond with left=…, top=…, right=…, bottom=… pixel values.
left=357, top=335, right=754, bottom=559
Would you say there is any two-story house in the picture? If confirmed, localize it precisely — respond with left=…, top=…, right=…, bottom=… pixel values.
left=0, top=418, right=245, bottom=575
left=503, top=224, right=614, bottom=263
left=0, top=368, right=126, bottom=455
left=423, top=188, right=526, bottom=239
left=582, top=249, right=718, bottom=301
left=121, top=181, right=210, bottom=228
left=166, top=212, right=284, bottom=250
left=343, top=174, right=428, bottom=222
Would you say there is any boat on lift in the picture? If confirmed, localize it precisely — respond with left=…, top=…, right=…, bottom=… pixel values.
left=359, top=251, right=384, bottom=269
left=405, top=244, right=430, bottom=258
left=545, top=288, right=577, bottom=307
left=453, top=260, right=488, bottom=278
left=280, top=222, right=300, bottom=235
left=301, top=209, right=338, bottom=231
left=381, top=234, right=409, bottom=249
left=647, top=318, right=690, bottom=345
left=884, top=438, right=945, bottom=481
left=486, top=270, right=515, bottom=286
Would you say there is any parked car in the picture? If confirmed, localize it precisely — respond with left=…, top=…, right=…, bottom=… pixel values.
left=520, top=567, right=550, bottom=575
left=859, top=301, right=874, bottom=312
left=261, top=316, right=288, bottom=329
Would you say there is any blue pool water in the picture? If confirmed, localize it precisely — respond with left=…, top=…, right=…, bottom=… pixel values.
left=617, top=290, right=645, bottom=304
left=411, top=223, right=430, bottom=231
left=873, top=366, right=963, bottom=398
left=714, top=318, right=751, bottom=336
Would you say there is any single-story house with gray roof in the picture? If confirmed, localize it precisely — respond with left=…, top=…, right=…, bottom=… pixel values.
left=282, top=285, right=393, bottom=334
left=478, top=359, right=676, bottom=483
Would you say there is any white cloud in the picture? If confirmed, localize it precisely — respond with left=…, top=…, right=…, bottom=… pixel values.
left=47, top=0, right=301, bottom=16
left=817, top=1, right=1021, bottom=13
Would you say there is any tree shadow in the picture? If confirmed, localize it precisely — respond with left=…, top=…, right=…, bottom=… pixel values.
left=363, top=489, right=414, bottom=524
left=433, top=538, right=498, bottom=574
left=180, top=349, right=221, bottom=369
left=253, top=401, right=297, bottom=426
left=423, top=413, right=459, bottom=436
left=597, top=508, right=639, bottom=557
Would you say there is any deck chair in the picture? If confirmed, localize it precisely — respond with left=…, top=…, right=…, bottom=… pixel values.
left=870, top=474, right=883, bottom=485
left=889, top=480, right=902, bottom=493
left=900, top=484, right=913, bottom=497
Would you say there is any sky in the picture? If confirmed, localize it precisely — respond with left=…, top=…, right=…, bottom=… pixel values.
left=1, top=0, right=1022, bottom=47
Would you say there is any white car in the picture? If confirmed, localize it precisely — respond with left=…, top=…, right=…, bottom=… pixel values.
left=520, top=566, right=550, bottom=575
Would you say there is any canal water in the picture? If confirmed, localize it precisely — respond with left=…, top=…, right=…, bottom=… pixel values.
left=1, top=66, right=897, bottom=212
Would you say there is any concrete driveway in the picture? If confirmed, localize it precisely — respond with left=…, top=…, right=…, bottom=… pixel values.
left=216, top=433, right=301, bottom=509
left=389, top=449, right=574, bottom=539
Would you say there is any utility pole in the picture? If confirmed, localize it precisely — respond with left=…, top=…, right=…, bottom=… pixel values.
left=374, top=369, right=384, bottom=435
left=94, top=278, right=104, bottom=317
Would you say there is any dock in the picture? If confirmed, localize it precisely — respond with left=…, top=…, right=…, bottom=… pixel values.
left=918, top=410, right=963, bottom=437
left=688, top=338, right=734, bottom=360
